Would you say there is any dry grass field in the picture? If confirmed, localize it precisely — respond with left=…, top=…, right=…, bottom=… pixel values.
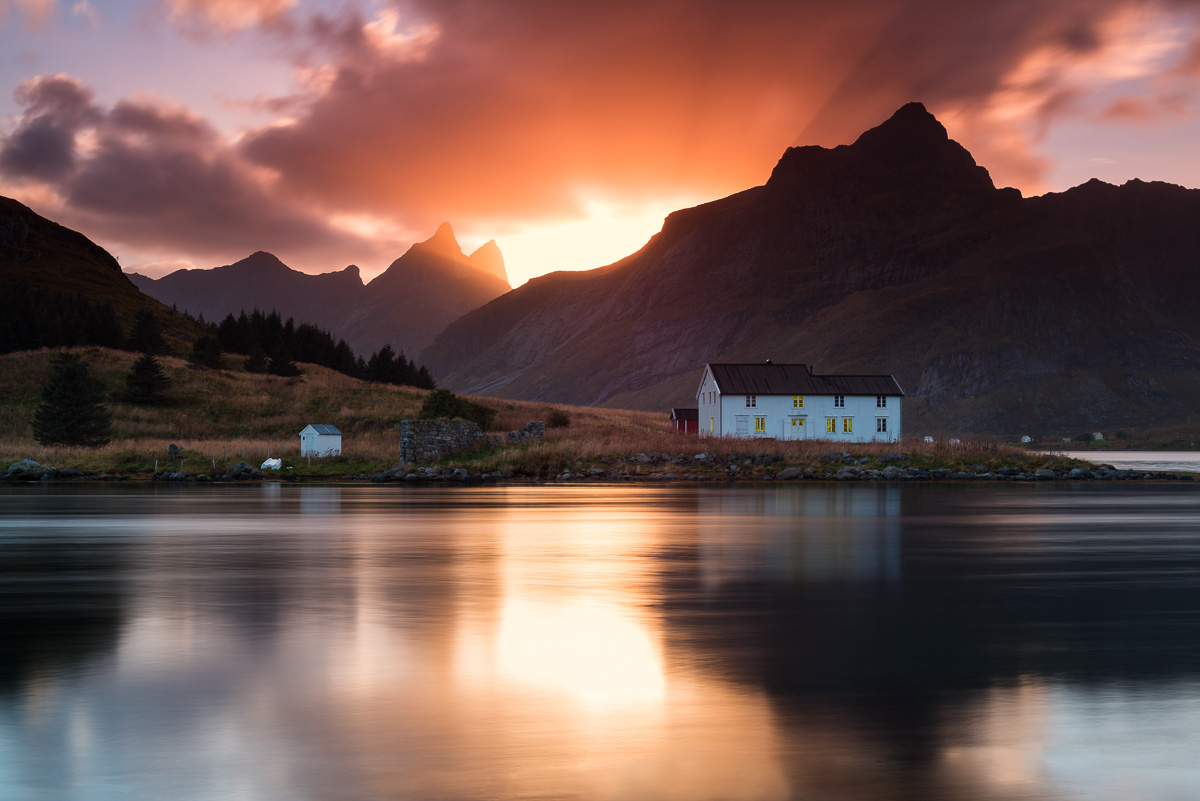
left=1, top=346, right=1075, bottom=478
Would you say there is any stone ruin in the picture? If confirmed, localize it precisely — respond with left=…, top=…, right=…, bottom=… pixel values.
left=400, top=419, right=545, bottom=464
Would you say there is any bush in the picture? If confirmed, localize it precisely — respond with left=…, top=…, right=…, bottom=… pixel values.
left=546, top=408, right=571, bottom=428
left=419, top=389, right=497, bottom=431
left=1072, top=432, right=1093, bottom=442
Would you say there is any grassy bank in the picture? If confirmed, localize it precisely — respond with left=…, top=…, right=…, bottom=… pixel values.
left=0, top=346, right=1140, bottom=481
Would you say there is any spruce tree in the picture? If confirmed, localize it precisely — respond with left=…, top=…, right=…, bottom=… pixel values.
left=243, top=347, right=269, bottom=373
left=127, top=309, right=168, bottom=354
left=32, top=353, right=113, bottom=447
left=267, top=348, right=302, bottom=377
left=123, top=353, right=172, bottom=404
left=188, top=336, right=224, bottom=369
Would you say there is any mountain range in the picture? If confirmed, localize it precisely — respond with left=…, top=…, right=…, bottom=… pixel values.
left=7, top=102, right=1200, bottom=436
left=420, top=103, right=1200, bottom=436
left=129, top=223, right=510, bottom=359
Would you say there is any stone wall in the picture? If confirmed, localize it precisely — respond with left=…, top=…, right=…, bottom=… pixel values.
left=506, top=421, right=545, bottom=442
left=399, top=419, right=547, bottom=464
left=400, top=419, right=486, bottom=463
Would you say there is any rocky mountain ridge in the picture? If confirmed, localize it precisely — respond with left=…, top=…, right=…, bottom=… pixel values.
left=420, top=103, right=1200, bottom=436
left=131, top=223, right=510, bottom=359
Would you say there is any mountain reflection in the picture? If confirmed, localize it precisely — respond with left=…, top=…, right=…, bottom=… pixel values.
left=2, top=483, right=1199, bottom=800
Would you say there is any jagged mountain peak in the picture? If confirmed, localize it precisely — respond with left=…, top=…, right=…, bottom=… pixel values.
left=468, top=239, right=508, bottom=285
left=767, top=102, right=995, bottom=197
left=420, top=221, right=463, bottom=259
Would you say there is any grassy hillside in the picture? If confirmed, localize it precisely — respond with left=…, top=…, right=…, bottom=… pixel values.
left=0, top=347, right=1100, bottom=480
left=0, top=347, right=672, bottom=476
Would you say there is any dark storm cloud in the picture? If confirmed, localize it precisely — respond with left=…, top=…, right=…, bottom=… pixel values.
left=4, top=0, right=1199, bottom=273
left=0, top=75, right=97, bottom=180
left=0, top=75, right=380, bottom=265
left=233, top=0, right=1200, bottom=231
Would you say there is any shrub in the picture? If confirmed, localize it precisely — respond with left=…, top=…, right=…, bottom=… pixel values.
left=1072, top=432, right=1093, bottom=442
left=546, top=408, right=571, bottom=428
left=419, top=389, right=497, bottom=431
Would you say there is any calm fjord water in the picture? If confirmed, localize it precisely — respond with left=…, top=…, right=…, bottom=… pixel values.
left=2, top=482, right=1199, bottom=801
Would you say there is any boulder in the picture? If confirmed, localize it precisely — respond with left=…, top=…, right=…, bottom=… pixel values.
left=5, top=460, right=56, bottom=481
left=168, top=444, right=181, bottom=456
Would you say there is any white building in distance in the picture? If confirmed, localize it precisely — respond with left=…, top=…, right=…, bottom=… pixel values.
left=299, top=424, right=342, bottom=457
left=696, top=363, right=903, bottom=442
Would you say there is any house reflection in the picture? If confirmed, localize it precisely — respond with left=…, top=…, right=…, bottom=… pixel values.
left=694, top=484, right=902, bottom=589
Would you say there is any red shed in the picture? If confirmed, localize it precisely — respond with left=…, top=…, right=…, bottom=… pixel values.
left=670, top=407, right=699, bottom=434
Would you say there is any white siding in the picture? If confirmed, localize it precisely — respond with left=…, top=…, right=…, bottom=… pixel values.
left=697, top=368, right=722, bottom=437
left=700, top=388, right=901, bottom=442
left=300, top=432, right=342, bottom=457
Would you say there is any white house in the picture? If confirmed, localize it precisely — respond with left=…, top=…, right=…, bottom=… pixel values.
left=695, top=362, right=903, bottom=442
left=299, top=424, right=342, bottom=457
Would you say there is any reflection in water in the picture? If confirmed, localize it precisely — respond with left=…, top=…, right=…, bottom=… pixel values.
left=2, top=483, right=1200, bottom=800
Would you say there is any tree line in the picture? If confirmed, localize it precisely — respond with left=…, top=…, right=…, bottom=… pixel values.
left=1, top=287, right=436, bottom=388
left=212, top=309, right=435, bottom=389
left=0, top=286, right=125, bottom=354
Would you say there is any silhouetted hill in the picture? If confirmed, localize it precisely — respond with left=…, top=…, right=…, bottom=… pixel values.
left=1, top=195, right=201, bottom=344
left=133, top=223, right=510, bottom=358
left=129, top=251, right=364, bottom=327
left=421, top=103, right=1200, bottom=436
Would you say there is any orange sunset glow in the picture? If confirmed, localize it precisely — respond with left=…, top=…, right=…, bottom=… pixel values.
left=3, top=0, right=1200, bottom=285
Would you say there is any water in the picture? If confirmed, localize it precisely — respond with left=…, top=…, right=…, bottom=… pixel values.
left=1061, top=450, right=1200, bottom=473
left=2, top=482, right=1200, bottom=801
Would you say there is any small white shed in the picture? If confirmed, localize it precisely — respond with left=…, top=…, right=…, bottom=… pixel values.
left=299, top=424, right=342, bottom=457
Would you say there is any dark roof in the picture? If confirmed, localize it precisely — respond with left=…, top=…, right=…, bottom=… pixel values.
left=670, top=408, right=699, bottom=420
left=707, top=363, right=904, bottom=396
left=305, top=424, right=341, bottom=435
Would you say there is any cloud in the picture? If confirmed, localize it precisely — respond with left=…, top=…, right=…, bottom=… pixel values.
left=230, top=0, right=1200, bottom=229
left=70, top=0, right=97, bottom=28
left=0, top=74, right=400, bottom=271
left=6, top=0, right=1200, bottom=278
left=0, top=0, right=56, bottom=28
left=161, top=0, right=296, bottom=33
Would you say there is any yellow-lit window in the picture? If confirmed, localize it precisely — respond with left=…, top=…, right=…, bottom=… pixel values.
left=710, top=417, right=714, bottom=431
left=793, top=395, right=804, bottom=408
left=755, top=417, right=766, bottom=433
left=826, top=418, right=836, bottom=433
left=843, top=418, right=853, bottom=433
left=792, top=418, right=804, bottom=427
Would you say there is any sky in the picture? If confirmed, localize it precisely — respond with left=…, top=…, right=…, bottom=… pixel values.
left=2, top=0, right=1200, bottom=287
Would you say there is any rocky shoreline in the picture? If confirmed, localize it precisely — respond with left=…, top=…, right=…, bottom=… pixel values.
left=4, top=451, right=1196, bottom=485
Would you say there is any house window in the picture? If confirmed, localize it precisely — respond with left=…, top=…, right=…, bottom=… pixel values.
left=710, top=417, right=714, bottom=431
left=876, top=418, right=887, bottom=433
left=843, top=418, right=853, bottom=433
left=755, top=417, right=766, bottom=433
left=792, top=418, right=804, bottom=427
left=826, top=418, right=836, bottom=433
left=746, top=395, right=756, bottom=407
left=877, top=395, right=887, bottom=408
left=834, top=395, right=845, bottom=408
left=793, top=395, right=804, bottom=408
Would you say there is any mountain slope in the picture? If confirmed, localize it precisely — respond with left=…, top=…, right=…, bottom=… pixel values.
left=421, top=103, right=1200, bottom=435
left=1, top=195, right=200, bottom=339
left=132, top=223, right=510, bottom=358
